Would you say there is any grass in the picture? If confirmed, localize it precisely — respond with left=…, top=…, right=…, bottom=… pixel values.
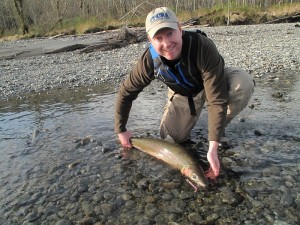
left=0, top=3, right=299, bottom=41
left=267, top=2, right=300, bottom=17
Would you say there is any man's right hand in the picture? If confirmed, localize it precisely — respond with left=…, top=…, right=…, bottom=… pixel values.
left=118, top=130, right=132, bottom=148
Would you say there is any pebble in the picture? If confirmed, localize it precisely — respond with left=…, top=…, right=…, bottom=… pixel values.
left=219, top=187, right=241, bottom=206
left=100, top=203, right=113, bottom=216
left=167, top=199, right=186, bottom=214
left=68, top=161, right=81, bottom=169
left=25, top=212, right=38, bottom=222
left=206, top=213, right=219, bottom=223
left=55, top=219, right=72, bottom=225
left=144, top=203, right=158, bottom=217
left=254, top=130, right=262, bottom=136
left=188, top=212, right=203, bottom=223
left=161, top=193, right=173, bottom=201
left=79, top=217, right=95, bottom=225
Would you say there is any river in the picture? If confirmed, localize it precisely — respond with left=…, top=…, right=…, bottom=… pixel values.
left=0, top=71, right=299, bottom=224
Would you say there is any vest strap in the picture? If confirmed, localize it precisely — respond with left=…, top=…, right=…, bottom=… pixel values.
left=188, top=96, right=196, bottom=116
left=169, top=93, right=196, bottom=116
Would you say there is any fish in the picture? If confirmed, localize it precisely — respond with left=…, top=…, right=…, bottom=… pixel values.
left=130, top=137, right=207, bottom=191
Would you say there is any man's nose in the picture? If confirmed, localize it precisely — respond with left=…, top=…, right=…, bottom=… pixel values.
left=161, top=37, right=171, bottom=46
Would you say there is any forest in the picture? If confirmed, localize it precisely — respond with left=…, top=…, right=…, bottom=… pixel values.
left=0, top=0, right=299, bottom=38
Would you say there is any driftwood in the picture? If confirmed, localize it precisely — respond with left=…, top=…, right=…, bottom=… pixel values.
left=80, top=26, right=147, bottom=53
left=181, top=18, right=200, bottom=28
left=40, top=27, right=146, bottom=55
left=265, top=13, right=300, bottom=24
left=45, top=44, right=88, bottom=54
left=79, top=41, right=126, bottom=53
left=0, top=27, right=148, bottom=60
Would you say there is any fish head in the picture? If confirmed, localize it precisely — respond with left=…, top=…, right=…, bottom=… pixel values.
left=182, top=166, right=207, bottom=188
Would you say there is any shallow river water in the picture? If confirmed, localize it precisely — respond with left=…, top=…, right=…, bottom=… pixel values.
left=0, top=74, right=299, bottom=225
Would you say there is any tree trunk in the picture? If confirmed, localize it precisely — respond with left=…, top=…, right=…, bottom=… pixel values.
left=13, top=0, right=28, bottom=34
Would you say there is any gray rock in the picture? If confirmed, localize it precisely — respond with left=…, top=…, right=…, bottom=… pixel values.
left=25, top=212, right=39, bottom=222
left=188, top=212, right=203, bottom=223
left=55, top=219, right=73, bottom=225
left=167, top=199, right=186, bottom=214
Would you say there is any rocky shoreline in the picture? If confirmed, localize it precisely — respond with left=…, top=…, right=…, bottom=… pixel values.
left=0, top=23, right=299, bottom=102
left=0, top=23, right=299, bottom=225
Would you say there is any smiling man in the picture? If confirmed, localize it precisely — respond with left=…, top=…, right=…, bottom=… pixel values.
left=114, top=7, right=255, bottom=180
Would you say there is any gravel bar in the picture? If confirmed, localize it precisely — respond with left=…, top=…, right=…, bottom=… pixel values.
left=0, top=23, right=299, bottom=101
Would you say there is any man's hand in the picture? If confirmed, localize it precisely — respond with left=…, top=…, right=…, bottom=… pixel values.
left=118, top=130, right=132, bottom=148
left=206, top=141, right=220, bottom=180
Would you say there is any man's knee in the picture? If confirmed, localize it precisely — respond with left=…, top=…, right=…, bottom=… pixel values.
left=225, top=68, right=255, bottom=124
left=160, top=123, right=189, bottom=144
left=226, top=68, right=254, bottom=97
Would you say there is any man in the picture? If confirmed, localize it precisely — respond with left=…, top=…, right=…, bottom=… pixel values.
left=114, top=7, right=254, bottom=180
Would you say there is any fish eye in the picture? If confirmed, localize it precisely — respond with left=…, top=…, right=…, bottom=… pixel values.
left=191, top=174, right=198, bottom=180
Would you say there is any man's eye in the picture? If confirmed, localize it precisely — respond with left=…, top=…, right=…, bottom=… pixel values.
left=155, top=37, right=162, bottom=42
left=168, top=31, right=173, bottom=36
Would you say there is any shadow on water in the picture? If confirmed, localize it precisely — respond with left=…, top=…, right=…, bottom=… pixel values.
left=0, top=74, right=299, bottom=224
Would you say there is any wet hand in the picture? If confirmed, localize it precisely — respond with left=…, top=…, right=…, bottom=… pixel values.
left=206, top=141, right=220, bottom=180
left=205, top=167, right=218, bottom=181
left=118, top=130, right=132, bottom=148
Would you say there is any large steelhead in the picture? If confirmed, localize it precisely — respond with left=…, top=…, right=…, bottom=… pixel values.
left=130, top=137, right=207, bottom=189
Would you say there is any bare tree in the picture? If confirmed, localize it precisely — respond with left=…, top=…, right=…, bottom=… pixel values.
left=12, top=0, right=29, bottom=34
left=0, top=0, right=297, bottom=36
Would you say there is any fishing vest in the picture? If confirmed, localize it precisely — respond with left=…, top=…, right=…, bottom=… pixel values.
left=149, top=30, right=207, bottom=115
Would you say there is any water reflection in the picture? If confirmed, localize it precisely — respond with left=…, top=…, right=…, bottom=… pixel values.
left=0, top=83, right=165, bottom=195
left=0, top=90, right=115, bottom=192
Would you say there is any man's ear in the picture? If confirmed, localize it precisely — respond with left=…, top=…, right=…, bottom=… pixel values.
left=178, top=23, right=183, bottom=35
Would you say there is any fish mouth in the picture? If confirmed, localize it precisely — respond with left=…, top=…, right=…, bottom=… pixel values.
left=194, top=180, right=207, bottom=189
left=182, top=167, right=207, bottom=189
left=186, top=178, right=207, bottom=192
left=193, top=174, right=208, bottom=189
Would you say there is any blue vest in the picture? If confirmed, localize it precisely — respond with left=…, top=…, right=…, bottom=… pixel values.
left=149, top=30, right=207, bottom=114
left=149, top=44, right=203, bottom=99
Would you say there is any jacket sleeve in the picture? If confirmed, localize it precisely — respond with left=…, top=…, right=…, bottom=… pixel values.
left=114, top=49, right=154, bottom=133
left=198, top=35, right=228, bottom=142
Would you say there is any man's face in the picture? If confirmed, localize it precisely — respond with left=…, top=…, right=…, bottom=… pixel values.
left=149, top=25, right=183, bottom=60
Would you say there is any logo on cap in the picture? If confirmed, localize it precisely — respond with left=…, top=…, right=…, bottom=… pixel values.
left=150, top=12, right=170, bottom=23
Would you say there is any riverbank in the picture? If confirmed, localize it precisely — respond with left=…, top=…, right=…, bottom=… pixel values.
left=0, top=23, right=299, bottom=103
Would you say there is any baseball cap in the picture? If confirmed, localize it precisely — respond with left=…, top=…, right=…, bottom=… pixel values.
left=145, top=7, right=179, bottom=38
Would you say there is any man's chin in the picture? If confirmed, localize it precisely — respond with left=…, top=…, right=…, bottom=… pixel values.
left=164, top=54, right=179, bottom=61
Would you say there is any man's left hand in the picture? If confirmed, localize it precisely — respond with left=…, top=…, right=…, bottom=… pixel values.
left=206, top=141, right=220, bottom=180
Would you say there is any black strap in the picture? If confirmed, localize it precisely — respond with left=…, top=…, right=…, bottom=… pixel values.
left=170, top=93, right=175, bottom=102
left=188, top=96, right=196, bottom=116
left=196, top=29, right=207, bottom=37
left=170, top=93, right=196, bottom=116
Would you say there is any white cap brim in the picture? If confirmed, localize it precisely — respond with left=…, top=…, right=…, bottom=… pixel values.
left=147, top=22, right=178, bottom=38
